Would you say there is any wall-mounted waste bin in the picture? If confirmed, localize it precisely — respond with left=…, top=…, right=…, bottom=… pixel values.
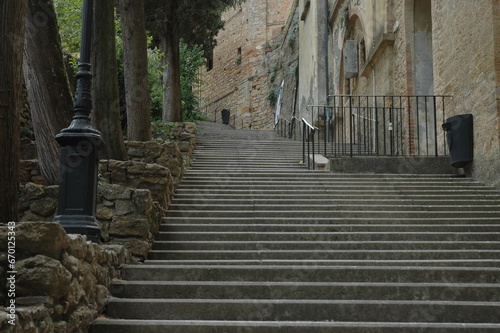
left=221, top=109, right=230, bottom=125
left=442, top=114, right=473, bottom=168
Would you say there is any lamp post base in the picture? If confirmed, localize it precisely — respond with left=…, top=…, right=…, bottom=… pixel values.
left=55, top=215, right=102, bottom=243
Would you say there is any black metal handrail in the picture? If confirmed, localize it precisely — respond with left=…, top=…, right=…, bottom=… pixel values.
left=307, top=95, right=452, bottom=158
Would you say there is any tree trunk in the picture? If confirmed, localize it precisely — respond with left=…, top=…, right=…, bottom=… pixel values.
left=161, top=2, right=183, bottom=122
left=23, top=0, right=74, bottom=185
left=0, top=0, right=28, bottom=222
left=118, top=0, right=152, bottom=141
left=92, top=0, right=127, bottom=159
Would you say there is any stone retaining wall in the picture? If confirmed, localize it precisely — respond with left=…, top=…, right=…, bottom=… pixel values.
left=19, top=182, right=163, bottom=261
left=0, top=222, right=133, bottom=333
left=6, top=122, right=198, bottom=332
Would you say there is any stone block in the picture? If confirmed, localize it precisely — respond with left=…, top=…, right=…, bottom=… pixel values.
left=16, top=255, right=72, bottom=298
left=109, top=218, right=150, bottom=239
left=16, top=222, right=68, bottom=259
left=98, top=184, right=132, bottom=201
left=29, top=197, right=57, bottom=217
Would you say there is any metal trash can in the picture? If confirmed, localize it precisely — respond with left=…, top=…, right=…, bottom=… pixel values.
left=221, top=109, right=230, bottom=125
left=442, top=114, right=473, bottom=168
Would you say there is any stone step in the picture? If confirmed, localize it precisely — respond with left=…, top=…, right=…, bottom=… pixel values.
left=165, top=209, right=499, bottom=218
left=153, top=231, right=500, bottom=242
left=174, top=187, right=500, bottom=195
left=90, top=319, right=500, bottom=333
left=183, top=171, right=464, bottom=177
left=150, top=240, right=500, bottom=251
left=104, top=298, right=500, bottom=323
left=180, top=177, right=480, bottom=184
left=108, top=280, right=500, bottom=301
left=168, top=203, right=500, bottom=212
left=173, top=192, right=500, bottom=201
left=162, top=217, right=500, bottom=225
left=142, top=259, right=500, bottom=267
left=121, top=265, right=500, bottom=283
left=147, top=249, right=500, bottom=261
left=171, top=198, right=500, bottom=206
left=161, top=223, right=500, bottom=233
left=176, top=183, right=495, bottom=191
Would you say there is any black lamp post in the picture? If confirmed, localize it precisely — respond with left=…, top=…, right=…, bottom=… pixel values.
left=54, top=0, right=104, bottom=243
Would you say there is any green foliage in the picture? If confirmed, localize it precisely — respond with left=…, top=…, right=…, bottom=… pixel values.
left=267, top=87, right=279, bottom=106
left=55, top=0, right=213, bottom=124
left=151, top=119, right=176, bottom=141
left=54, top=0, right=82, bottom=55
left=180, top=40, right=206, bottom=122
left=147, top=41, right=165, bottom=120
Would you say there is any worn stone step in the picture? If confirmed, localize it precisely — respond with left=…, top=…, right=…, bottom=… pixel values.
left=161, top=223, right=500, bottom=233
left=143, top=259, right=500, bottom=267
left=174, top=188, right=500, bottom=196
left=180, top=178, right=481, bottom=185
left=151, top=240, right=500, bottom=251
left=90, top=319, right=500, bottom=333
left=177, top=184, right=495, bottom=192
left=154, top=231, right=500, bottom=243
left=148, top=249, right=500, bottom=261
left=104, top=298, right=500, bottom=323
left=172, top=196, right=500, bottom=204
left=165, top=209, right=499, bottom=218
left=183, top=170, right=465, bottom=178
left=121, top=265, right=500, bottom=283
left=162, top=217, right=500, bottom=225
left=168, top=203, right=500, bottom=212
left=109, top=280, right=500, bottom=301
left=173, top=193, right=500, bottom=201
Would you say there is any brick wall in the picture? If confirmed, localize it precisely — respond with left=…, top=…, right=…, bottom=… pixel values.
left=200, top=0, right=295, bottom=130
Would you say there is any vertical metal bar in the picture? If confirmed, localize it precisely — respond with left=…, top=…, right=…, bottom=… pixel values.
left=312, top=128, right=316, bottom=170
left=433, top=96, right=438, bottom=157
left=349, top=96, right=353, bottom=157
left=389, top=101, right=394, bottom=156
left=375, top=96, right=379, bottom=156
left=399, top=96, right=403, bottom=155
left=383, top=101, right=387, bottom=156
left=323, top=107, right=327, bottom=155
left=302, top=121, right=306, bottom=168
left=333, top=97, right=337, bottom=157
left=442, top=96, right=447, bottom=156
left=425, top=96, right=429, bottom=156
left=416, top=96, right=420, bottom=155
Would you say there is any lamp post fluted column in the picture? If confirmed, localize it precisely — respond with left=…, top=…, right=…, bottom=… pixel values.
left=54, top=0, right=104, bottom=243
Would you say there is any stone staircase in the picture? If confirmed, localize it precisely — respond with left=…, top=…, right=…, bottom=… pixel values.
left=90, top=123, right=500, bottom=332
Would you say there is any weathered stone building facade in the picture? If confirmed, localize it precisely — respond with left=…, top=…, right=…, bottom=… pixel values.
left=207, top=0, right=499, bottom=187
left=200, top=0, right=296, bottom=130
left=318, top=0, right=499, bottom=187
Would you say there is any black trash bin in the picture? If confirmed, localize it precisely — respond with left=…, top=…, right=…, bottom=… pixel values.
left=221, top=109, right=230, bottom=125
left=442, top=114, right=473, bottom=168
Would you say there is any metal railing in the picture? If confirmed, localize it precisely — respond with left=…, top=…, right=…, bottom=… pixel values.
left=301, top=118, right=318, bottom=170
left=306, top=95, right=452, bottom=158
left=275, top=116, right=300, bottom=140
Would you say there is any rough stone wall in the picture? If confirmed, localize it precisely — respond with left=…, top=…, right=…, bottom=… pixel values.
left=431, top=0, right=500, bottom=187
left=200, top=0, right=295, bottom=130
left=126, top=141, right=184, bottom=189
left=98, top=160, right=173, bottom=211
left=0, top=222, right=133, bottom=333
left=18, top=183, right=162, bottom=260
left=5, top=123, right=198, bottom=333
